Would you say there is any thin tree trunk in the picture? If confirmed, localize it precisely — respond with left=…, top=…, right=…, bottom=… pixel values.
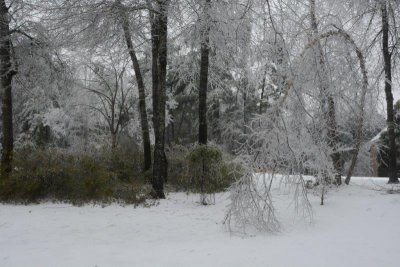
left=197, top=0, right=211, bottom=204
left=150, top=0, right=170, bottom=199
left=0, top=1, right=16, bottom=178
left=381, top=1, right=399, bottom=184
left=309, top=0, right=341, bottom=182
left=198, top=0, right=211, bottom=145
left=344, top=36, right=368, bottom=184
left=301, top=29, right=369, bottom=184
left=117, top=1, right=152, bottom=172
left=211, top=98, right=221, bottom=142
left=259, top=68, right=267, bottom=115
left=111, top=132, right=117, bottom=150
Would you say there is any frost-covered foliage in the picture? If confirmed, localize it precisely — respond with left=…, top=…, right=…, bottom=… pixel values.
left=225, top=90, right=319, bottom=233
left=12, top=37, right=76, bottom=148
left=1, top=0, right=396, bottom=208
left=224, top=0, right=391, bottom=233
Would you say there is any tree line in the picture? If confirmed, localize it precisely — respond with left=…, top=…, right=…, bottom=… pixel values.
left=0, top=0, right=399, bottom=202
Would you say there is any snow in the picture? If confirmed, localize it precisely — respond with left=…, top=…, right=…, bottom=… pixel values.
left=1, top=177, right=400, bottom=267
left=369, top=128, right=386, bottom=144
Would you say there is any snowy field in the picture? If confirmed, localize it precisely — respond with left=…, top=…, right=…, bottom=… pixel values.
left=1, top=177, right=400, bottom=267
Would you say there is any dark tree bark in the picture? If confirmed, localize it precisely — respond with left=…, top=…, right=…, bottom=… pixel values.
left=198, top=0, right=211, bottom=145
left=259, top=68, right=267, bottom=115
left=117, top=0, right=152, bottom=172
left=150, top=0, right=170, bottom=199
left=210, top=98, right=221, bottom=142
left=0, top=1, right=16, bottom=178
left=381, top=1, right=399, bottom=184
left=111, top=132, right=117, bottom=150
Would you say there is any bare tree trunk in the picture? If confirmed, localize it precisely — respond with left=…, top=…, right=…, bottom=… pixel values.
left=309, top=0, right=341, bottom=183
left=344, top=54, right=367, bottom=183
left=150, top=0, right=170, bottom=199
left=0, top=0, right=16, bottom=178
left=381, top=1, right=399, bottom=184
left=117, top=1, right=152, bottom=172
left=198, top=0, right=211, bottom=145
left=210, top=98, right=221, bottom=142
left=259, top=68, right=267, bottom=115
left=111, top=132, right=117, bottom=150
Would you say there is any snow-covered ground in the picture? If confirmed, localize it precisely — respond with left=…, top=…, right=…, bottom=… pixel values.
left=1, top=177, right=399, bottom=267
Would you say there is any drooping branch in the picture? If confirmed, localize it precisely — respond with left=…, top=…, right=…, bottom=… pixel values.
left=300, top=28, right=369, bottom=185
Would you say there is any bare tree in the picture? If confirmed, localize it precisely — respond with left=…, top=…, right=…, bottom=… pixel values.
left=298, top=28, right=369, bottom=185
left=116, top=0, right=152, bottom=171
left=84, top=58, right=133, bottom=149
left=38, top=0, right=153, bottom=171
left=309, top=0, right=342, bottom=184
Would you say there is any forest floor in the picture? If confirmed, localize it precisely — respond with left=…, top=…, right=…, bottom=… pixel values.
left=0, top=177, right=399, bottom=267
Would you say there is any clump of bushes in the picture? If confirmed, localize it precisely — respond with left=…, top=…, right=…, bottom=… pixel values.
left=0, top=147, right=148, bottom=205
left=167, top=144, right=236, bottom=203
left=188, top=145, right=227, bottom=193
left=0, top=144, right=236, bottom=205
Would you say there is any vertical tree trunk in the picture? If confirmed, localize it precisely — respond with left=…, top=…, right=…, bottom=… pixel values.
left=150, top=0, right=170, bottom=199
left=0, top=1, right=16, bottom=178
left=309, top=0, right=341, bottom=183
left=259, top=68, right=267, bottom=115
left=117, top=1, right=152, bottom=172
left=197, top=0, right=211, bottom=204
left=198, top=0, right=211, bottom=145
left=381, top=1, right=399, bottom=184
left=210, top=98, right=221, bottom=142
left=111, top=132, right=117, bottom=150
